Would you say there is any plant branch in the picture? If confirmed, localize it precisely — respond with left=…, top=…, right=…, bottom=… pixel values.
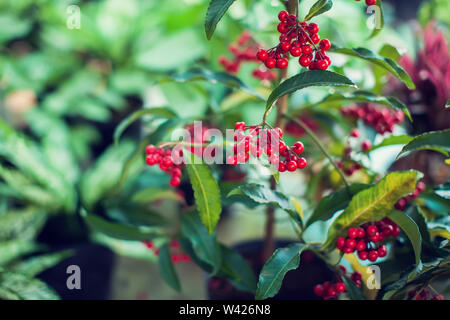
left=262, top=0, right=298, bottom=262
left=282, top=113, right=351, bottom=191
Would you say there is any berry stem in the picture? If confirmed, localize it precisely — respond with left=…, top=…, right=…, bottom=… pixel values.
left=262, top=0, right=298, bottom=262
left=282, top=113, right=351, bottom=191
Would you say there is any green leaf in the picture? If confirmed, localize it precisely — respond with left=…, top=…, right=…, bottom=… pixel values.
left=0, top=272, right=59, bottom=300
left=329, top=46, right=415, bottom=89
left=397, top=129, right=450, bottom=158
left=378, top=44, right=403, bottom=61
left=227, top=183, right=301, bottom=224
left=255, top=243, right=307, bottom=300
left=324, top=171, right=423, bottom=248
left=205, top=0, right=236, bottom=40
left=185, top=156, right=222, bottom=234
left=180, top=211, right=222, bottom=275
left=342, top=276, right=365, bottom=300
left=305, top=183, right=370, bottom=229
left=158, top=243, right=181, bottom=292
left=220, top=245, right=257, bottom=293
left=81, top=209, right=163, bottom=241
left=266, top=70, right=355, bottom=111
left=114, top=107, right=177, bottom=145
left=304, top=0, right=333, bottom=20
left=388, top=210, right=422, bottom=266
left=318, top=91, right=412, bottom=121
left=370, top=135, right=414, bottom=152
left=368, top=0, right=384, bottom=39
left=12, top=251, right=73, bottom=277
left=169, top=69, right=263, bottom=100
left=0, top=240, right=39, bottom=266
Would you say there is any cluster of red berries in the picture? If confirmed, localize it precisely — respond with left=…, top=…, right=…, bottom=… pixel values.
left=395, top=181, right=426, bottom=211
left=143, top=240, right=191, bottom=263
left=256, top=10, right=332, bottom=70
left=227, top=122, right=307, bottom=172
left=145, top=145, right=184, bottom=187
left=341, top=104, right=405, bottom=135
left=219, top=31, right=277, bottom=82
left=313, top=266, right=363, bottom=299
left=355, top=0, right=377, bottom=6
left=408, top=288, right=444, bottom=300
left=336, top=218, right=401, bottom=262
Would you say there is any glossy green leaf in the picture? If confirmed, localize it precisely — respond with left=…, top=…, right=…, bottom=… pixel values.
left=398, top=129, right=450, bottom=158
left=388, top=210, right=422, bottom=266
left=220, top=245, right=257, bottom=293
left=114, top=107, right=177, bottom=145
left=318, top=91, right=412, bottom=121
left=370, top=135, right=414, bottom=152
left=205, top=0, right=236, bottom=40
left=305, top=183, right=370, bottom=229
left=329, top=46, right=415, bottom=89
left=180, top=211, right=222, bottom=275
left=169, top=69, right=263, bottom=99
left=185, top=157, right=222, bottom=234
left=342, top=276, right=365, bottom=300
left=158, top=243, right=181, bottom=292
left=0, top=240, right=39, bottom=266
left=81, top=209, right=163, bottom=241
left=324, top=171, right=423, bottom=248
left=227, top=183, right=301, bottom=224
left=304, top=0, right=333, bottom=21
left=255, top=243, right=307, bottom=300
left=12, top=251, right=73, bottom=277
left=266, top=70, right=355, bottom=111
left=0, top=272, right=60, bottom=300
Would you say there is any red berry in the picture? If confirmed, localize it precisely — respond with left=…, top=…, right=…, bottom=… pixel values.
left=297, top=157, right=307, bottom=169
left=277, top=22, right=289, bottom=34
left=347, top=227, right=358, bottom=239
left=338, top=265, right=347, bottom=274
left=314, top=284, right=324, bottom=297
left=278, top=10, right=288, bottom=21
left=361, top=140, right=372, bottom=151
left=276, top=58, right=288, bottom=69
left=316, top=59, right=328, bottom=70
left=350, top=128, right=360, bottom=138
left=146, top=144, right=156, bottom=154
left=416, top=181, right=425, bottom=192
left=319, top=39, right=331, bottom=51
left=278, top=161, right=286, bottom=172
left=256, top=49, right=268, bottom=61
left=368, top=250, right=379, bottom=262
left=395, top=198, right=406, bottom=210
left=337, top=237, right=346, bottom=250
left=326, top=286, right=337, bottom=299
left=308, top=23, right=319, bottom=34
left=169, top=177, right=181, bottom=187
left=292, top=141, right=304, bottom=154
left=356, top=240, right=367, bottom=252
left=351, top=272, right=362, bottom=282
left=310, top=33, right=320, bottom=44
left=358, top=250, right=368, bottom=260
left=279, top=141, right=287, bottom=153
left=265, top=58, right=276, bottom=69
left=346, top=238, right=356, bottom=249
left=162, top=156, right=173, bottom=168
left=145, top=155, right=156, bottom=166
left=280, top=41, right=291, bottom=52
left=336, top=282, right=346, bottom=293
left=365, top=0, right=377, bottom=5
left=172, top=167, right=182, bottom=178
left=357, top=227, right=365, bottom=238
left=290, top=46, right=302, bottom=57
left=366, top=225, right=378, bottom=236
left=377, top=245, right=387, bottom=258
left=235, top=122, right=246, bottom=131
left=301, top=44, right=312, bottom=55
left=299, top=55, right=311, bottom=67
left=287, top=160, right=297, bottom=171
